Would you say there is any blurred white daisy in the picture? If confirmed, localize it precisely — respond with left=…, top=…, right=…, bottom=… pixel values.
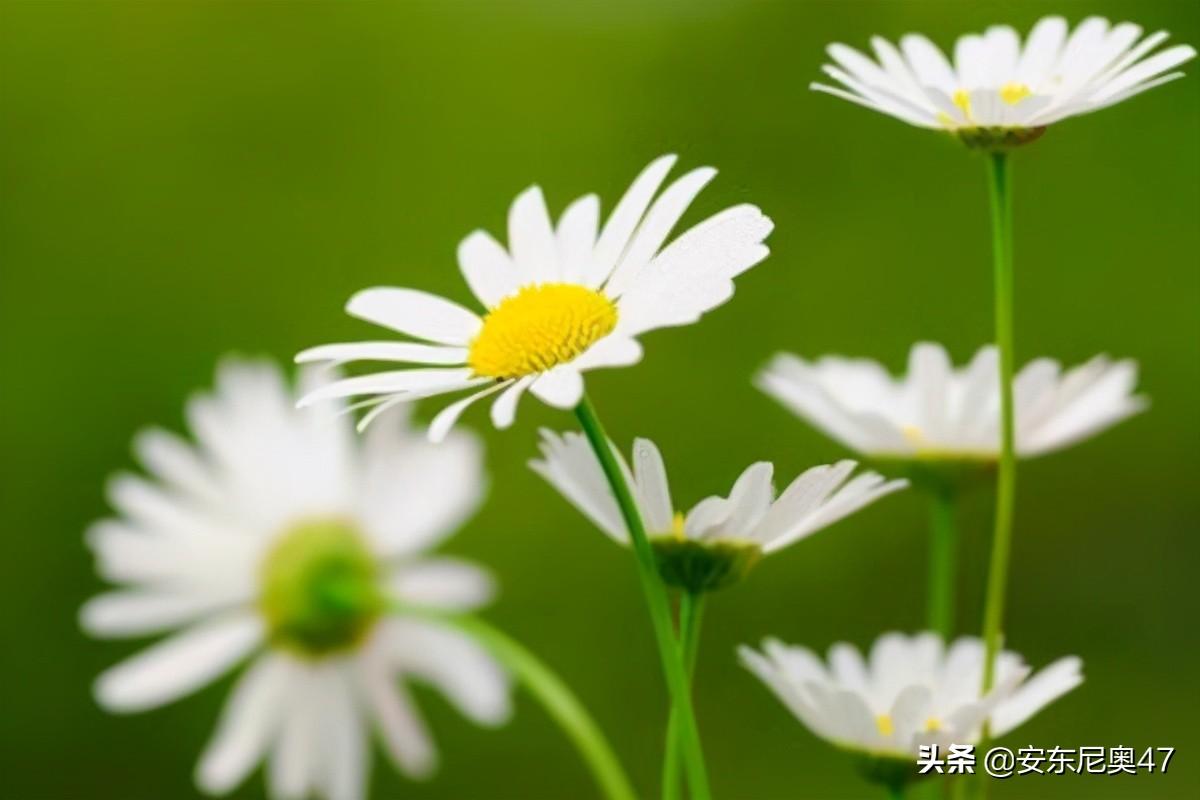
left=813, top=16, right=1195, bottom=146
left=81, top=359, right=510, bottom=800
left=740, top=632, right=1082, bottom=760
left=297, top=154, right=773, bottom=441
left=530, top=431, right=906, bottom=592
left=757, top=342, right=1146, bottom=462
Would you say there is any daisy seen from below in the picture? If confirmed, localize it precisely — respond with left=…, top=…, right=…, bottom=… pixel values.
left=532, top=431, right=907, bottom=799
left=812, top=15, right=1196, bottom=148
left=297, top=154, right=773, bottom=443
left=81, top=359, right=633, bottom=800
left=740, top=632, right=1083, bottom=792
left=758, top=342, right=1146, bottom=465
left=531, top=431, right=908, bottom=593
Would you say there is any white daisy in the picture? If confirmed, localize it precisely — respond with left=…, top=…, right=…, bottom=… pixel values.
left=813, top=16, right=1195, bottom=147
left=739, top=632, right=1083, bottom=760
left=81, top=359, right=511, bottom=800
left=296, top=155, right=773, bottom=442
left=529, top=431, right=906, bottom=592
left=757, top=342, right=1146, bottom=462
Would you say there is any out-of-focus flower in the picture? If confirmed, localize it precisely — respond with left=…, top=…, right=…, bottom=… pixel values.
left=758, top=343, right=1146, bottom=463
left=812, top=16, right=1195, bottom=148
left=81, top=359, right=509, bottom=800
left=530, top=432, right=905, bottom=592
left=739, top=632, right=1082, bottom=759
left=297, top=155, right=772, bottom=441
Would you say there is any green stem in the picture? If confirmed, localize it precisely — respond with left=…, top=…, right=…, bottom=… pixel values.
left=662, top=592, right=705, bottom=800
left=980, top=152, right=1016, bottom=698
left=398, top=605, right=636, bottom=800
left=926, top=485, right=958, bottom=638
left=888, top=784, right=907, bottom=800
left=574, top=395, right=712, bottom=800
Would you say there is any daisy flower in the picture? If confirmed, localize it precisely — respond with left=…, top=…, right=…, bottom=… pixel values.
left=297, top=155, right=773, bottom=441
left=81, top=359, right=510, bottom=800
left=740, top=632, right=1082, bottom=761
left=530, top=431, right=906, bottom=592
left=813, top=16, right=1196, bottom=147
left=757, top=342, right=1146, bottom=463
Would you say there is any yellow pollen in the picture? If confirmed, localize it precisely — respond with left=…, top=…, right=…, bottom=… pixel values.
left=924, top=717, right=943, bottom=732
left=671, top=511, right=686, bottom=540
left=901, top=424, right=926, bottom=445
left=952, top=89, right=972, bottom=120
left=467, top=283, right=617, bottom=379
left=876, top=714, right=894, bottom=737
left=999, top=82, right=1032, bottom=105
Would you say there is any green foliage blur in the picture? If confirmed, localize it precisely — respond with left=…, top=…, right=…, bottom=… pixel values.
left=2, top=1, right=1197, bottom=798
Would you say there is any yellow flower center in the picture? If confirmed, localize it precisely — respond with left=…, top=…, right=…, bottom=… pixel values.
left=671, top=511, right=687, bottom=540
left=467, top=283, right=618, bottom=379
left=876, top=714, right=895, bottom=736
left=999, top=82, right=1032, bottom=105
left=952, top=89, right=973, bottom=120
left=924, top=716, right=943, bottom=732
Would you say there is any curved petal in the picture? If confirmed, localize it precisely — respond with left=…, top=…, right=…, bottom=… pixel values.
left=346, top=288, right=481, bottom=345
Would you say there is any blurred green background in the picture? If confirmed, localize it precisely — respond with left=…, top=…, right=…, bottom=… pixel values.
left=2, top=1, right=1197, bottom=798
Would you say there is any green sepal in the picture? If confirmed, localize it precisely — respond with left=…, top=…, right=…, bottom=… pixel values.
left=650, top=536, right=762, bottom=594
left=954, top=125, right=1046, bottom=151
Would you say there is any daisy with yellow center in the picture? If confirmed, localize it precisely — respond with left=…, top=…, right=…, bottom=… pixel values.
left=297, top=154, right=773, bottom=442
left=812, top=16, right=1195, bottom=148
left=740, top=632, right=1083, bottom=791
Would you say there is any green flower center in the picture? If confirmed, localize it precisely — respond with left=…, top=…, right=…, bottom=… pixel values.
left=258, top=518, right=384, bottom=657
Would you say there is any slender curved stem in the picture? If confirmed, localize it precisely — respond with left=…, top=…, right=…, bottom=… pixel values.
left=575, top=395, right=712, bottom=800
left=980, top=151, right=1016, bottom=698
left=926, top=485, right=958, bottom=638
left=397, top=605, right=636, bottom=800
left=662, top=592, right=705, bottom=800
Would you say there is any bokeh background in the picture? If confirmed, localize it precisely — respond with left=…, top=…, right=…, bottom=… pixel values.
left=2, top=1, right=1197, bottom=798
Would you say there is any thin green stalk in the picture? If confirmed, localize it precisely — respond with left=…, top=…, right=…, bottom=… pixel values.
left=662, top=592, right=705, bottom=800
left=979, top=151, right=1016, bottom=698
left=575, top=395, right=712, bottom=800
left=926, top=485, right=958, bottom=638
left=398, top=605, right=636, bottom=800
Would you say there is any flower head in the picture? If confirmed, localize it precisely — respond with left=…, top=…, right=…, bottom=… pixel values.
left=740, top=632, right=1083, bottom=761
left=81, top=359, right=510, bottom=800
left=758, top=343, right=1146, bottom=466
left=297, top=155, right=773, bottom=441
left=813, top=16, right=1195, bottom=148
left=530, top=431, right=906, bottom=592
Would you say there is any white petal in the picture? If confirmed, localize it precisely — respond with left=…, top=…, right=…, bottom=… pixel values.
left=297, top=367, right=478, bottom=406
left=991, top=656, right=1083, bottom=736
left=586, top=154, right=678, bottom=287
left=270, top=668, right=323, bottom=798
left=530, top=366, right=584, bottom=409
left=570, top=335, right=643, bottom=372
left=388, top=558, right=496, bottom=611
left=632, top=438, right=674, bottom=533
left=603, top=166, right=717, bottom=298
left=359, top=653, right=437, bottom=778
left=490, top=375, right=535, bottom=430
left=320, top=669, right=368, bottom=800
left=94, top=613, right=262, bottom=713
left=386, top=619, right=513, bottom=726
left=428, top=380, right=510, bottom=443
left=80, top=589, right=242, bottom=638
left=1091, top=44, right=1197, bottom=102
left=508, top=186, right=560, bottom=284
left=556, top=194, right=600, bottom=284
left=458, top=229, right=521, bottom=309
left=295, top=342, right=467, bottom=367
left=528, top=429, right=628, bottom=543
left=900, top=34, right=958, bottom=93
left=196, top=654, right=291, bottom=794
left=345, top=288, right=482, bottom=345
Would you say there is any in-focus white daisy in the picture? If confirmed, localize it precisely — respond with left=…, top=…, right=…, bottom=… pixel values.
left=740, top=632, right=1082, bottom=761
left=758, top=342, right=1146, bottom=463
left=81, top=359, right=511, bottom=800
left=297, top=155, right=773, bottom=442
left=813, top=16, right=1195, bottom=147
left=530, top=431, right=906, bottom=592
